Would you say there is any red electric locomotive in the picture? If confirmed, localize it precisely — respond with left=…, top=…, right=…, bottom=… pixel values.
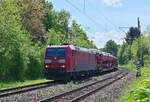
left=44, top=44, right=118, bottom=80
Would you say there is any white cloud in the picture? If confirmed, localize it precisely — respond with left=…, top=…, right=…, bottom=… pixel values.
left=102, top=0, right=123, bottom=7
left=89, top=30, right=125, bottom=48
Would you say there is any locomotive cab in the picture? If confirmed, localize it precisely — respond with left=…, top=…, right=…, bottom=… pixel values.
left=44, top=46, right=70, bottom=80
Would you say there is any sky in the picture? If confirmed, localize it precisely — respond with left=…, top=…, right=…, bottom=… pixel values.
left=48, top=0, right=150, bottom=48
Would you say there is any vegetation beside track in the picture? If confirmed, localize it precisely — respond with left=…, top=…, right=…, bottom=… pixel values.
left=0, top=79, right=51, bottom=90
left=0, top=0, right=96, bottom=82
left=118, top=67, right=150, bottom=102
left=119, top=63, right=136, bottom=70
left=92, top=76, right=102, bottom=81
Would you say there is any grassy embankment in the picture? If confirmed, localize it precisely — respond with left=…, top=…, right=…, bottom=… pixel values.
left=0, top=79, right=51, bottom=90
left=119, top=63, right=136, bottom=70
left=118, top=67, right=150, bottom=102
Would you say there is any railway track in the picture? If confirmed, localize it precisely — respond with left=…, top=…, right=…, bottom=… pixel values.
left=0, top=81, right=59, bottom=98
left=40, top=71, right=128, bottom=102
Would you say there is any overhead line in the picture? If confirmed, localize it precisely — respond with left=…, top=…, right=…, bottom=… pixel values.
left=66, top=0, right=126, bottom=33
left=65, top=0, right=104, bottom=29
left=86, top=0, right=126, bottom=33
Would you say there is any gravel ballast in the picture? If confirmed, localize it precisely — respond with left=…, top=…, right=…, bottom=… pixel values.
left=81, top=70, right=136, bottom=102
left=0, top=70, right=136, bottom=102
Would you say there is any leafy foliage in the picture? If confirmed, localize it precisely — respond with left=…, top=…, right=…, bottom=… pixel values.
left=125, top=27, right=141, bottom=44
left=0, top=0, right=26, bottom=81
left=118, top=68, right=150, bottom=102
left=132, top=79, right=150, bottom=102
left=0, top=0, right=96, bottom=81
left=21, top=0, right=45, bottom=43
left=118, top=34, right=150, bottom=66
left=103, top=40, right=118, bottom=56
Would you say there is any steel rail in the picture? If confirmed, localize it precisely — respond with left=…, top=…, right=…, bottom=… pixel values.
left=40, top=71, right=125, bottom=102
left=0, top=81, right=54, bottom=93
left=0, top=81, right=58, bottom=98
left=71, top=72, right=128, bottom=102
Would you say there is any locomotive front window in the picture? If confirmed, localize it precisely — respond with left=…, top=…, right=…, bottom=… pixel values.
left=46, top=48, right=66, bottom=57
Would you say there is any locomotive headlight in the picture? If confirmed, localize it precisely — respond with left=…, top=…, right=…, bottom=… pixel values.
left=45, top=59, right=52, bottom=63
left=61, top=65, right=65, bottom=68
left=58, top=59, right=66, bottom=63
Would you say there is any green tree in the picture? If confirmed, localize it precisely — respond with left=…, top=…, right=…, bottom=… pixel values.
left=103, top=40, right=118, bottom=56
left=43, top=4, right=96, bottom=48
left=0, top=0, right=27, bottom=81
left=21, top=0, right=45, bottom=43
left=42, top=1, right=54, bottom=32
left=0, top=0, right=44, bottom=81
left=69, top=20, right=96, bottom=48
left=57, top=10, right=70, bottom=42
left=43, top=3, right=71, bottom=44
left=118, top=34, right=150, bottom=66
left=118, top=43, right=131, bottom=64
left=125, top=27, right=141, bottom=44
left=131, top=35, right=150, bottom=66
left=0, top=0, right=97, bottom=81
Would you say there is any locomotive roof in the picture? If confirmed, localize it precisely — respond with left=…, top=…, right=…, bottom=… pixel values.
left=47, top=45, right=76, bottom=50
left=75, top=46, right=95, bottom=54
left=88, top=49, right=99, bottom=54
left=48, top=45, right=92, bottom=53
left=47, top=44, right=117, bottom=59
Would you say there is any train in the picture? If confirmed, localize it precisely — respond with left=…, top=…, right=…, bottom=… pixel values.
left=44, top=44, right=118, bottom=80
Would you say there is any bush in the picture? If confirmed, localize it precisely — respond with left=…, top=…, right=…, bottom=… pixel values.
left=133, top=79, right=150, bottom=102
left=25, top=44, right=44, bottom=80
